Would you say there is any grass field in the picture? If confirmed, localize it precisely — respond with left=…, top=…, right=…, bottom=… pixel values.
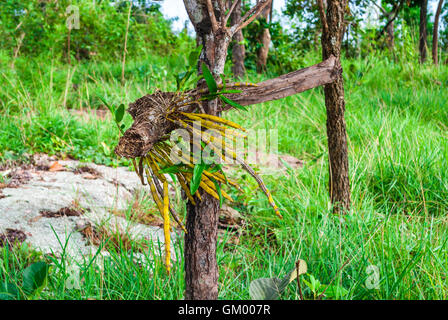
left=1, top=49, right=447, bottom=299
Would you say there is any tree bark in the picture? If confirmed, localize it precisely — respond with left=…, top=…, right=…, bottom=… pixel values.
left=373, top=0, right=404, bottom=51
left=230, top=0, right=246, bottom=78
left=183, top=0, right=231, bottom=300
left=433, top=0, right=444, bottom=65
left=318, top=0, right=351, bottom=213
left=419, top=0, right=428, bottom=63
left=256, top=0, right=272, bottom=73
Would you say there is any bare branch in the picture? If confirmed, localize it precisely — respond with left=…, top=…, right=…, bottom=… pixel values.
left=218, top=0, right=227, bottom=29
left=218, top=0, right=226, bottom=16
left=370, top=0, right=387, bottom=15
left=222, top=55, right=338, bottom=107
left=375, top=0, right=404, bottom=40
left=234, top=0, right=271, bottom=33
left=224, top=0, right=241, bottom=27
left=317, top=0, right=328, bottom=36
left=206, top=0, right=219, bottom=33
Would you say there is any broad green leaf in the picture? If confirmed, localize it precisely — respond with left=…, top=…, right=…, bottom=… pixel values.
left=190, top=163, right=206, bottom=195
left=201, top=63, right=218, bottom=94
left=220, top=95, right=247, bottom=112
left=0, top=282, right=20, bottom=300
left=22, top=262, right=49, bottom=296
left=115, top=104, right=125, bottom=123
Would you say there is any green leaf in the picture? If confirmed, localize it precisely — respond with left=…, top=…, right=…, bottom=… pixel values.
left=98, top=95, right=114, bottom=113
left=324, top=285, right=349, bottom=299
left=175, top=73, right=183, bottom=90
left=190, top=163, right=206, bottom=195
left=201, top=63, right=218, bottom=94
left=0, top=282, right=20, bottom=300
left=218, top=89, right=242, bottom=94
left=115, top=104, right=125, bottom=123
left=159, top=164, right=183, bottom=174
left=214, top=179, right=223, bottom=207
left=219, top=74, right=227, bottom=89
left=220, top=95, right=247, bottom=112
left=188, top=45, right=202, bottom=67
left=208, top=164, right=222, bottom=173
left=168, top=173, right=177, bottom=183
left=22, top=262, right=49, bottom=296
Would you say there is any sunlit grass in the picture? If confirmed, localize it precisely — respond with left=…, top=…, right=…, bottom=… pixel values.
left=0, top=51, right=447, bottom=299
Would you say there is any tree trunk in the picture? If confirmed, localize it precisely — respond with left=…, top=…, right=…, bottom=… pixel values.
left=256, top=0, right=272, bottom=73
left=183, top=0, right=231, bottom=300
left=319, top=0, right=351, bottom=213
left=230, top=0, right=246, bottom=78
left=419, top=0, right=428, bottom=63
left=433, top=0, right=444, bottom=65
left=386, top=19, right=394, bottom=51
left=184, top=194, right=219, bottom=299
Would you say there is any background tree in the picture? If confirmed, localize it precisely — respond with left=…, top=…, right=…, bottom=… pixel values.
left=373, top=0, right=405, bottom=51
left=419, top=0, right=428, bottom=63
left=256, top=0, right=273, bottom=73
left=318, top=0, right=351, bottom=213
left=230, top=0, right=247, bottom=77
left=433, top=0, right=445, bottom=65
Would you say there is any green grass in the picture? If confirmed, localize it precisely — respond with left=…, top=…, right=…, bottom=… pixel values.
left=1, top=50, right=447, bottom=299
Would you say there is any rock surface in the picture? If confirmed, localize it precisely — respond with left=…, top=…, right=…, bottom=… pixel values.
left=0, top=159, right=169, bottom=260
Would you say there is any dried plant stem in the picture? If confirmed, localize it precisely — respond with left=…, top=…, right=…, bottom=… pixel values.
left=121, top=2, right=132, bottom=85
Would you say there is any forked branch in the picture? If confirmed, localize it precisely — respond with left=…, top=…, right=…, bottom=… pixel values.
left=233, top=0, right=270, bottom=33
left=317, top=0, right=328, bottom=36
left=204, top=0, right=271, bottom=37
left=206, top=0, right=219, bottom=33
left=224, top=0, right=241, bottom=26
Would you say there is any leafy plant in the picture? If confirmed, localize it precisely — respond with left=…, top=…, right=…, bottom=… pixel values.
left=0, top=262, right=49, bottom=300
left=302, top=275, right=349, bottom=300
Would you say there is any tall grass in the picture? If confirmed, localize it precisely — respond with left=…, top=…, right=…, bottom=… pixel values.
left=0, top=49, right=447, bottom=299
